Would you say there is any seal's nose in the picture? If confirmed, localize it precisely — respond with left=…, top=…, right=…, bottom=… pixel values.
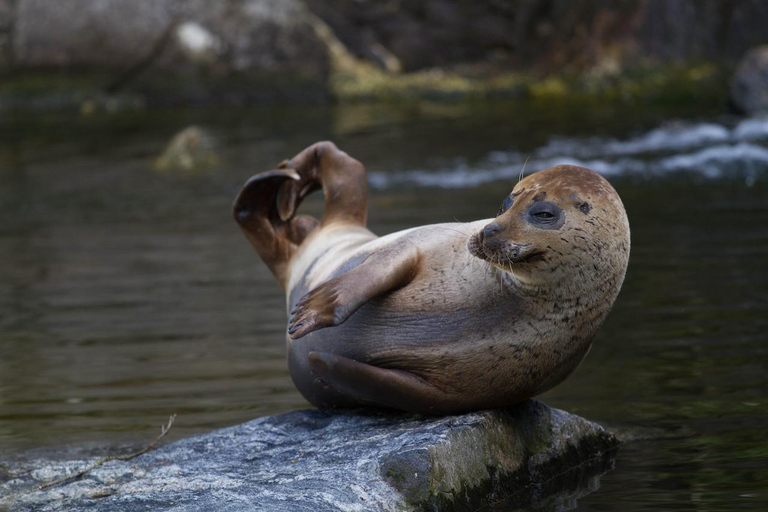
left=481, top=223, right=502, bottom=242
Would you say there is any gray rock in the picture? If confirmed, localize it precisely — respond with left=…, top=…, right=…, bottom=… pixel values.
left=9, top=0, right=330, bottom=104
left=731, top=46, right=768, bottom=115
left=1, top=400, right=618, bottom=511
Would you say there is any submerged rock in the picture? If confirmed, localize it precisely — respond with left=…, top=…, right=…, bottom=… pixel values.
left=731, top=46, right=768, bottom=115
left=0, top=400, right=618, bottom=511
left=154, top=125, right=218, bottom=172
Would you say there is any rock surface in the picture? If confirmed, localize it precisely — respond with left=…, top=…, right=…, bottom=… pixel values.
left=0, top=400, right=617, bottom=511
left=731, top=46, right=768, bottom=115
left=6, top=0, right=330, bottom=104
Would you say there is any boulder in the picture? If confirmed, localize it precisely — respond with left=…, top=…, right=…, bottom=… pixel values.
left=1, top=400, right=618, bottom=511
left=731, top=46, right=768, bottom=115
left=8, top=0, right=330, bottom=104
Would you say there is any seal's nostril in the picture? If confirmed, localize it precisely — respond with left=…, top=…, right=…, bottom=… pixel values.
left=482, top=223, right=503, bottom=240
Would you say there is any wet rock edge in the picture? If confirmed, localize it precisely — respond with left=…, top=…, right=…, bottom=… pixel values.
left=380, top=401, right=620, bottom=510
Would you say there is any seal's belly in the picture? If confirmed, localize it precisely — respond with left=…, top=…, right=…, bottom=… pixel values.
left=286, top=270, right=522, bottom=386
left=288, top=241, right=511, bottom=361
left=284, top=219, right=534, bottom=407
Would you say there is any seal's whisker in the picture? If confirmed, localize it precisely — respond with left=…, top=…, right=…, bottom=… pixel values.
left=518, top=155, right=531, bottom=183
left=505, top=255, right=520, bottom=283
left=436, top=230, right=470, bottom=241
left=462, top=255, right=474, bottom=273
left=438, top=226, right=472, bottom=237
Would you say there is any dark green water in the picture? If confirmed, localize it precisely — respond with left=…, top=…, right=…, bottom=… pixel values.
left=1, top=100, right=767, bottom=509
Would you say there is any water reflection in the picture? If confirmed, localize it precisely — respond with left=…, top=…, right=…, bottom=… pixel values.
left=0, top=101, right=766, bottom=509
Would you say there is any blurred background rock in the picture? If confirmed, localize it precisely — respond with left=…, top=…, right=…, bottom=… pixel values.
left=1, top=0, right=768, bottom=109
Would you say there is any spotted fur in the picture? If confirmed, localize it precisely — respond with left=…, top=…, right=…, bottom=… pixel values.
left=235, top=144, right=630, bottom=415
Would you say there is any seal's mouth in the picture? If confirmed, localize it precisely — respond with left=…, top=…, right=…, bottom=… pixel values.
left=467, top=231, right=545, bottom=267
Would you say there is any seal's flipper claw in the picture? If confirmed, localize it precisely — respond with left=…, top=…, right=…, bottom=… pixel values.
left=307, top=352, right=458, bottom=415
left=288, top=304, right=327, bottom=339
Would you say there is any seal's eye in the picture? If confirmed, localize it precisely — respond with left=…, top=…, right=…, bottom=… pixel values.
left=526, top=201, right=564, bottom=230
left=497, top=195, right=514, bottom=216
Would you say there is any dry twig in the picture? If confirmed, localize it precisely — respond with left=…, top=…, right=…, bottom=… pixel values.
left=38, top=414, right=176, bottom=491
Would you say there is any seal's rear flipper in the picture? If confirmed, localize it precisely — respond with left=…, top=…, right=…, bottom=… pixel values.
left=233, top=169, right=319, bottom=289
left=308, top=351, right=460, bottom=415
left=233, top=168, right=300, bottom=225
left=233, top=142, right=368, bottom=289
left=280, top=141, right=368, bottom=227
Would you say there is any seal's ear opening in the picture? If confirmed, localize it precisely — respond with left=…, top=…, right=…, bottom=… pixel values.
left=232, top=169, right=300, bottom=228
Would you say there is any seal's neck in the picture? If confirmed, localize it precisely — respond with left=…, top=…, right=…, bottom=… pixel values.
left=500, top=263, right=620, bottom=310
left=501, top=267, right=618, bottom=350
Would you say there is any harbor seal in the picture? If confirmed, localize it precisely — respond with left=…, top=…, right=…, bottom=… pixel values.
left=233, top=141, right=630, bottom=414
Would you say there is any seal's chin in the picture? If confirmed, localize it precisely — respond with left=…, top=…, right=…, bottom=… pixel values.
left=467, top=232, right=544, bottom=269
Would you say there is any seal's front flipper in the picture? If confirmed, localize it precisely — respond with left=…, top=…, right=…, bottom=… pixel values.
left=288, top=245, right=421, bottom=339
left=308, top=352, right=457, bottom=415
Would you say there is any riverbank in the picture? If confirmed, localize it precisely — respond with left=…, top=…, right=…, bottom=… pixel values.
left=2, top=0, right=764, bottom=112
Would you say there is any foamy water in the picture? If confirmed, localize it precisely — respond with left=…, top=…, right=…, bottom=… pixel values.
left=368, top=117, right=768, bottom=189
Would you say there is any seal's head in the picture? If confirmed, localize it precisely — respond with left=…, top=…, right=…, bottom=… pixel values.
left=469, top=165, right=630, bottom=300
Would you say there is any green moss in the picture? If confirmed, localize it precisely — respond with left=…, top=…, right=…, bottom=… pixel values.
left=329, top=61, right=729, bottom=107
left=384, top=465, right=407, bottom=486
left=330, top=66, right=530, bottom=102
left=569, top=62, right=729, bottom=106
left=0, top=60, right=730, bottom=112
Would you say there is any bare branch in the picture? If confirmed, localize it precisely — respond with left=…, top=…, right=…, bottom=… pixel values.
left=39, top=414, right=177, bottom=491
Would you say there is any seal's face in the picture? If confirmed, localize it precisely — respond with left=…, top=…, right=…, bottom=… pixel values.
left=468, top=165, right=630, bottom=292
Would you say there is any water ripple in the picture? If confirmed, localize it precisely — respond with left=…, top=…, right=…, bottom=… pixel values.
left=368, top=117, right=768, bottom=188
